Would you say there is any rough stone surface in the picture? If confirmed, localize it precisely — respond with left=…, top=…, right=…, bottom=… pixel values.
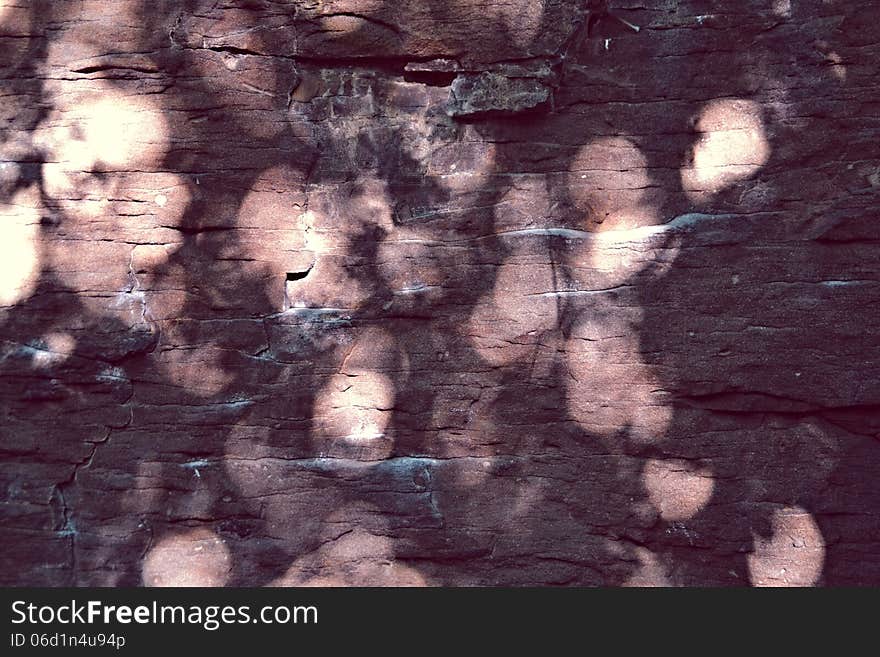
left=448, top=69, right=553, bottom=117
left=1, top=0, right=879, bottom=586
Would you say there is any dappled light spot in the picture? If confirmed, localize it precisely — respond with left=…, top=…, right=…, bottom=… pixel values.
left=0, top=185, right=41, bottom=307
left=131, top=243, right=174, bottom=274
left=316, top=0, right=388, bottom=36
left=313, top=369, right=395, bottom=446
left=643, top=458, right=715, bottom=522
left=322, top=15, right=371, bottom=35
left=467, top=253, right=559, bottom=365
left=310, top=328, right=398, bottom=453
left=40, top=86, right=168, bottom=170
left=0, top=0, right=30, bottom=58
left=30, top=332, right=76, bottom=368
left=34, top=238, right=153, bottom=342
left=681, top=99, right=770, bottom=199
left=288, top=180, right=393, bottom=310
left=272, top=526, right=429, bottom=587
left=772, top=0, right=792, bottom=18
left=825, top=51, right=847, bottom=82
left=226, top=166, right=312, bottom=310
left=577, top=222, right=682, bottom=289
left=142, top=529, right=231, bottom=587
left=566, top=137, right=659, bottom=232
left=0, top=0, right=25, bottom=27
left=623, top=547, right=672, bottom=587
left=564, top=135, right=669, bottom=289
left=811, top=41, right=848, bottom=83
left=36, top=83, right=170, bottom=222
left=236, top=171, right=309, bottom=291
left=565, top=311, right=672, bottom=444
left=747, top=506, right=825, bottom=587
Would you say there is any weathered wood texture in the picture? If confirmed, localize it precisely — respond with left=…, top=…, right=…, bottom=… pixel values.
left=1, top=0, right=879, bottom=586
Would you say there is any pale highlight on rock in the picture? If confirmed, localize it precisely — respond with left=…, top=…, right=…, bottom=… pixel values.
left=0, top=186, right=41, bottom=307
left=747, top=506, right=825, bottom=587
left=623, top=547, right=673, bottom=587
left=31, top=332, right=76, bottom=368
left=36, top=84, right=170, bottom=223
left=567, top=137, right=658, bottom=231
left=643, top=458, right=715, bottom=522
left=40, top=86, right=169, bottom=171
left=681, top=99, right=770, bottom=198
left=142, top=529, right=231, bottom=587
left=273, top=524, right=429, bottom=587
left=313, top=369, right=395, bottom=443
left=565, top=311, right=672, bottom=445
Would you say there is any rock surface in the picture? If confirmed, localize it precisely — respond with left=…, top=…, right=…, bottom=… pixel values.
left=1, top=0, right=879, bottom=586
left=447, top=68, right=553, bottom=117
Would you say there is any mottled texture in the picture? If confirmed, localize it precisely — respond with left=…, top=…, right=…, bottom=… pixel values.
left=1, top=0, right=879, bottom=586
